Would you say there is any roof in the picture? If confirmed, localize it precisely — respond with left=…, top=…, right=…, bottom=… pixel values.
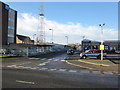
left=16, top=34, right=30, bottom=41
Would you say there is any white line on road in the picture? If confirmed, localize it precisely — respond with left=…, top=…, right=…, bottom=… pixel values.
left=61, top=60, right=65, bottom=62
left=54, top=60, right=58, bottom=62
left=29, top=58, right=40, bottom=60
left=16, top=80, right=35, bottom=85
left=39, top=68, right=48, bottom=70
left=48, top=59, right=52, bottom=60
left=23, top=67, right=31, bottom=69
left=30, top=67, right=37, bottom=70
left=58, top=69, right=66, bottom=72
left=38, top=63, right=46, bottom=66
left=41, top=58, right=46, bottom=60
left=68, top=70, right=77, bottom=72
left=49, top=69, right=57, bottom=71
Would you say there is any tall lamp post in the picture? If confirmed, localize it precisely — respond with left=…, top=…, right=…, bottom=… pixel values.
left=99, top=23, right=105, bottom=60
left=49, top=29, right=53, bottom=43
left=65, top=36, right=68, bottom=45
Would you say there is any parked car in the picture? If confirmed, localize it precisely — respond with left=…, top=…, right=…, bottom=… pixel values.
left=67, top=49, right=74, bottom=55
left=80, top=49, right=107, bottom=59
left=115, top=50, right=120, bottom=54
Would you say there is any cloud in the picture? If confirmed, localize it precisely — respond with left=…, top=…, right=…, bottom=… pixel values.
left=17, top=13, right=118, bottom=44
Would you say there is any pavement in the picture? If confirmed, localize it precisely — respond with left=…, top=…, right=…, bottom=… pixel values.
left=65, top=54, right=120, bottom=74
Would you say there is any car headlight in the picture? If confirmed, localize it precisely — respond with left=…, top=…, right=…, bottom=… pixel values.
left=80, top=53, right=82, bottom=57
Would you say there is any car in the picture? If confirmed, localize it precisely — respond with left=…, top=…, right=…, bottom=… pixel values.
left=80, top=49, right=107, bottom=59
left=115, top=50, right=120, bottom=54
left=67, top=49, right=74, bottom=55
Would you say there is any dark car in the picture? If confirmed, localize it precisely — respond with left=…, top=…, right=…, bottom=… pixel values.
left=67, top=49, right=74, bottom=55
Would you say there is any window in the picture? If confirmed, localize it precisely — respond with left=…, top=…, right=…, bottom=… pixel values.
left=5, top=4, right=9, bottom=10
left=8, top=18, right=14, bottom=22
left=9, top=9, right=15, bottom=14
left=8, top=26, right=14, bottom=30
left=8, top=34, right=14, bottom=38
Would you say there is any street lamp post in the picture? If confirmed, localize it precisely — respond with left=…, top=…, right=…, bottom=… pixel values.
left=99, top=23, right=105, bottom=60
left=65, top=36, right=68, bottom=45
left=49, top=29, right=53, bottom=43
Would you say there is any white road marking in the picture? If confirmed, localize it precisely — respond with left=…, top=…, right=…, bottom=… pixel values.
left=54, top=60, right=58, bottom=62
left=58, top=69, right=66, bottom=72
left=48, top=59, right=52, bottom=60
left=30, top=67, right=37, bottom=70
left=39, top=68, right=48, bottom=70
left=23, top=67, right=31, bottom=69
left=68, top=70, right=77, bottom=72
left=80, top=70, right=89, bottom=73
left=92, top=71, right=101, bottom=74
left=49, top=69, right=57, bottom=71
left=41, top=58, right=46, bottom=60
left=29, top=58, right=40, bottom=60
left=38, top=63, right=46, bottom=66
left=61, top=60, right=65, bottom=62
left=16, top=80, right=35, bottom=85
left=7, top=65, right=15, bottom=68
left=103, top=72, right=113, bottom=75
left=38, top=61, right=50, bottom=66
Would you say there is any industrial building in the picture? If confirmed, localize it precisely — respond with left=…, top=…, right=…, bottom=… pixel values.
left=0, top=1, right=17, bottom=45
left=82, top=39, right=120, bottom=52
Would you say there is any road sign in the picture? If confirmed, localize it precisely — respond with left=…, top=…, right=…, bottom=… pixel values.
left=100, top=45, right=104, bottom=50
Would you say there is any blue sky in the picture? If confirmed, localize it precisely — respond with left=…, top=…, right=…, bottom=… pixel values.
left=7, top=2, right=117, bottom=29
left=6, top=2, right=118, bottom=44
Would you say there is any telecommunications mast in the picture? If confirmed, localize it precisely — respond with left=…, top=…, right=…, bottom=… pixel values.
left=37, top=3, right=45, bottom=44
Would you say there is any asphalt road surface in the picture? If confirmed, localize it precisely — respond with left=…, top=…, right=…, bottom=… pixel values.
left=2, top=52, right=119, bottom=88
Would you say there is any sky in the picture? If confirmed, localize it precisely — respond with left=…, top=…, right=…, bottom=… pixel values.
left=6, top=2, right=118, bottom=44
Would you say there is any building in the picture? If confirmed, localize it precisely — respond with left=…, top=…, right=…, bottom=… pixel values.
left=0, top=1, right=17, bottom=45
left=82, top=39, right=119, bottom=52
left=16, top=34, right=34, bottom=44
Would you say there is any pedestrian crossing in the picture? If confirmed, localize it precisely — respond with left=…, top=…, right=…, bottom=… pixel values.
left=29, top=57, right=67, bottom=62
left=4, top=64, right=117, bottom=75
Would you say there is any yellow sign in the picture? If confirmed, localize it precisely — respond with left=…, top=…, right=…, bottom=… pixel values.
left=100, top=45, right=104, bottom=50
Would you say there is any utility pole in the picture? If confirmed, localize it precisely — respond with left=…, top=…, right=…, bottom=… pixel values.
left=65, top=36, right=68, bottom=45
left=99, top=23, right=105, bottom=60
left=49, top=29, right=53, bottom=43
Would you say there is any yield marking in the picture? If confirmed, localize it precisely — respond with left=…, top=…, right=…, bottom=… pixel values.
left=61, top=60, right=65, bottom=62
left=16, top=80, right=35, bottom=85
left=103, top=72, right=113, bottom=75
left=49, top=69, right=57, bottom=71
left=80, top=70, right=89, bottom=73
left=39, top=68, right=48, bottom=70
left=68, top=70, right=77, bottom=72
left=92, top=71, right=101, bottom=74
left=38, top=63, right=46, bottom=66
left=54, top=60, right=58, bottom=62
left=30, top=67, right=37, bottom=70
left=48, top=59, right=52, bottom=60
left=23, top=67, right=31, bottom=69
left=59, top=69, right=66, bottom=72
left=41, top=58, right=46, bottom=60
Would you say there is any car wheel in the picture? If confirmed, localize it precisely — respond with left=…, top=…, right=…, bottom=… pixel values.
left=82, top=55, right=87, bottom=59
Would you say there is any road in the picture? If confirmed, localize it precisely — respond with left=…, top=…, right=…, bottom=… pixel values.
left=2, top=52, right=119, bottom=88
